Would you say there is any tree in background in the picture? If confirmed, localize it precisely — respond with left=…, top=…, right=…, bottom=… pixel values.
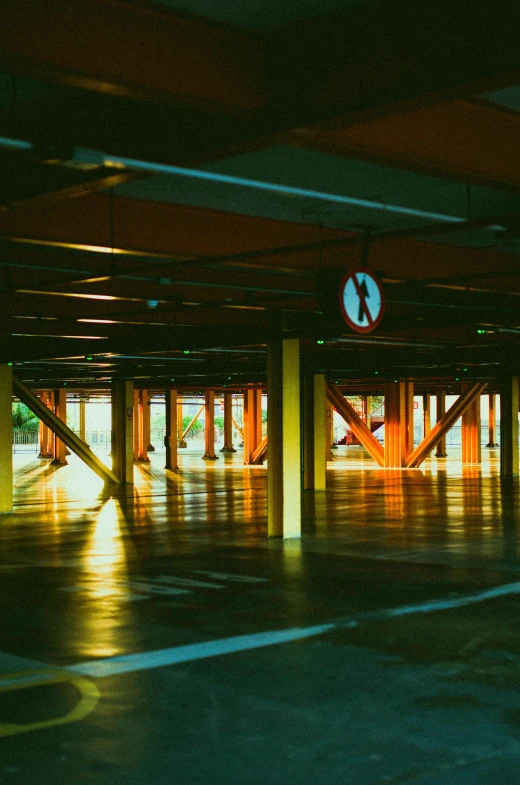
left=12, top=403, right=39, bottom=432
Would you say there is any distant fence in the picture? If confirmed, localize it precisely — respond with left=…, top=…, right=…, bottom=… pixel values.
left=12, top=430, right=39, bottom=453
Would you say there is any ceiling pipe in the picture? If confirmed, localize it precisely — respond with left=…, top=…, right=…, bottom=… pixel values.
left=74, top=146, right=466, bottom=224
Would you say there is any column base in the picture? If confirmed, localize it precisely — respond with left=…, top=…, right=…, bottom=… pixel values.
left=202, top=454, right=219, bottom=461
left=147, top=444, right=155, bottom=452
left=220, top=446, right=237, bottom=453
left=136, top=457, right=151, bottom=462
left=50, top=458, right=67, bottom=466
left=178, top=440, right=187, bottom=448
left=485, top=442, right=498, bottom=448
left=435, top=452, right=447, bottom=458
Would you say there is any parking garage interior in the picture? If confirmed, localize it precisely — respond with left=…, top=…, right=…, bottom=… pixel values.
left=2, top=1, right=520, bottom=782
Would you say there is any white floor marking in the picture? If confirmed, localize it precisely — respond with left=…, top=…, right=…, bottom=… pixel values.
left=191, top=570, right=269, bottom=583
left=66, top=623, right=336, bottom=678
left=63, top=580, right=520, bottom=679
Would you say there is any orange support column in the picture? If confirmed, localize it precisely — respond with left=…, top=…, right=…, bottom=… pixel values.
left=243, top=388, right=262, bottom=464
left=423, top=394, right=431, bottom=438
left=178, top=398, right=187, bottom=448
left=203, top=390, right=218, bottom=461
left=326, top=399, right=333, bottom=460
left=220, top=392, right=236, bottom=453
left=462, top=388, right=481, bottom=464
left=52, top=389, right=67, bottom=465
left=486, top=393, right=498, bottom=447
left=165, top=388, right=178, bottom=471
left=39, top=391, right=54, bottom=458
left=135, top=390, right=150, bottom=462
left=384, top=382, right=412, bottom=468
left=435, top=391, right=448, bottom=458
left=112, top=380, right=134, bottom=484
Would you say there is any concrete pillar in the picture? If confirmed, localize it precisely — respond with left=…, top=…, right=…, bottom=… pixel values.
left=112, top=380, right=134, bottom=483
left=243, top=388, right=262, bottom=464
left=165, top=388, right=178, bottom=470
left=203, top=390, right=218, bottom=460
left=39, top=391, right=54, bottom=458
left=423, top=393, right=431, bottom=438
left=500, top=374, right=519, bottom=477
left=52, top=389, right=67, bottom=465
left=435, top=390, right=448, bottom=457
left=220, top=392, right=236, bottom=452
left=0, top=365, right=13, bottom=514
left=178, top=399, right=187, bottom=448
left=384, top=382, right=412, bottom=467
left=79, top=397, right=87, bottom=443
left=267, top=338, right=301, bottom=538
left=461, top=390, right=481, bottom=464
left=304, top=373, right=326, bottom=490
left=486, top=393, right=498, bottom=447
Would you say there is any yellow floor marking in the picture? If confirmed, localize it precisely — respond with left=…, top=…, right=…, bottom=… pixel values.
left=0, top=669, right=100, bottom=738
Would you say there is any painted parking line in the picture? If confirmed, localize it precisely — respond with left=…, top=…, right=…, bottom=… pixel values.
left=65, top=579, right=520, bottom=679
left=3, top=579, right=520, bottom=736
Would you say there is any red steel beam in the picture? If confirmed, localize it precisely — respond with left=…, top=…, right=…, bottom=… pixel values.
left=406, top=382, right=487, bottom=468
left=326, top=384, right=384, bottom=467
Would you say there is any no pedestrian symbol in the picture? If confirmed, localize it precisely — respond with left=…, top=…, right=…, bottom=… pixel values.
left=339, top=269, right=385, bottom=334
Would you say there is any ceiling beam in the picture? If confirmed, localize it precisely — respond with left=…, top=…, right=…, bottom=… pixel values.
left=0, top=0, right=266, bottom=116
left=292, top=100, right=520, bottom=192
left=272, top=0, right=520, bottom=132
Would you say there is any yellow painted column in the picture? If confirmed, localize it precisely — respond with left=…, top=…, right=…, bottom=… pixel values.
left=52, top=388, right=67, bottom=465
left=366, top=395, right=372, bottom=431
left=112, top=380, right=134, bottom=483
left=79, top=397, right=87, bottom=442
left=203, top=390, right=218, bottom=460
left=435, top=390, right=448, bottom=458
left=313, top=374, right=327, bottom=490
left=486, top=393, right=498, bottom=447
left=165, top=388, right=178, bottom=470
left=500, top=374, right=519, bottom=477
left=220, top=391, right=236, bottom=453
left=0, top=365, right=13, bottom=514
left=267, top=339, right=301, bottom=538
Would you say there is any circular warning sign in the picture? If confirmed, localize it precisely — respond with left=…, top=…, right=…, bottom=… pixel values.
left=339, top=269, right=385, bottom=333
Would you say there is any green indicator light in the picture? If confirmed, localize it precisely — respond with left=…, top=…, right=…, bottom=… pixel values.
left=85, top=355, right=93, bottom=361
left=463, top=367, right=468, bottom=371
left=477, top=329, right=486, bottom=334
left=7, top=362, right=13, bottom=367
left=455, top=377, right=460, bottom=381
left=335, top=380, right=339, bottom=385
left=374, top=371, right=379, bottom=375
left=183, top=350, right=190, bottom=355
left=227, top=376, right=232, bottom=381
left=316, top=339, right=325, bottom=345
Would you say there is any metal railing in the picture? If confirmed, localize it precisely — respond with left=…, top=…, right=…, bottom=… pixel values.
left=12, top=430, right=39, bottom=453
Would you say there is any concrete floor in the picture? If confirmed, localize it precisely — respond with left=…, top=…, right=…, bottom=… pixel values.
left=2, top=446, right=520, bottom=783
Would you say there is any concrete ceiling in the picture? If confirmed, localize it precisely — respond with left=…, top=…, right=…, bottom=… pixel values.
left=0, top=0, right=520, bottom=393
